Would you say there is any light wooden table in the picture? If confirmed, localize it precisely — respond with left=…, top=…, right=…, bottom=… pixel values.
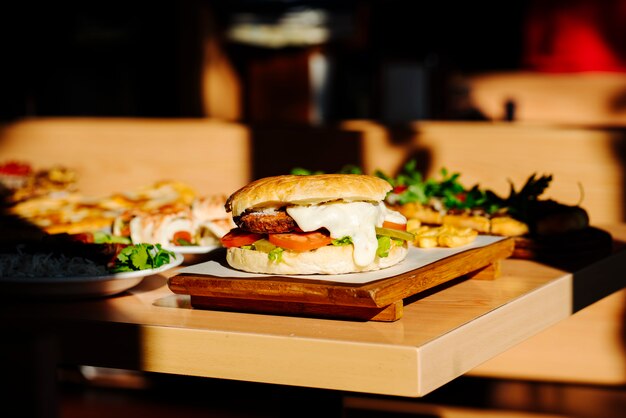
left=2, top=225, right=626, bottom=416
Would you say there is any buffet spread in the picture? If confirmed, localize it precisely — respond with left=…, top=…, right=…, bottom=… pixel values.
left=0, top=160, right=611, bottom=319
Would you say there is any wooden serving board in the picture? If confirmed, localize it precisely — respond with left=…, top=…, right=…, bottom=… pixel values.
left=168, top=238, right=515, bottom=322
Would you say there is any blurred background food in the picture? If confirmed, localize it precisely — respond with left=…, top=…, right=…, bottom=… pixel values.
left=1, top=163, right=234, bottom=250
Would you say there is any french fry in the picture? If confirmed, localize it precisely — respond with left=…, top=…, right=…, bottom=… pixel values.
left=406, top=218, right=422, bottom=232
left=407, top=222, right=478, bottom=248
left=437, top=225, right=478, bottom=247
left=414, top=228, right=440, bottom=248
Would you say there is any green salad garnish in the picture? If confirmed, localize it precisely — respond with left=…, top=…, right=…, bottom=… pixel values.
left=290, top=164, right=364, bottom=176
left=109, top=243, right=175, bottom=273
left=376, top=161, right=500, bottom=212
left=376, top=160, right=555, bottom=219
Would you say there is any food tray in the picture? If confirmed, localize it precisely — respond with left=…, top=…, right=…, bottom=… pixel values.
left=168, top=238, right=515, bottom=321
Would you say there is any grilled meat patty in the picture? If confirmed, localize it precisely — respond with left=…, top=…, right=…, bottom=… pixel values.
left=234, top=208, right=297, bottom=234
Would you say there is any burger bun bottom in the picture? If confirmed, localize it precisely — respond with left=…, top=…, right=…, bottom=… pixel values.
left=226, top=243, right=408, bottom=275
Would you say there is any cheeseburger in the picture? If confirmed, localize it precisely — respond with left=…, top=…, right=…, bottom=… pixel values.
left=220, top=174, right=413, bottom=274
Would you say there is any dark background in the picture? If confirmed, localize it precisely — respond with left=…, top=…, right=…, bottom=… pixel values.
left=0, top=1, right=527, bottom=122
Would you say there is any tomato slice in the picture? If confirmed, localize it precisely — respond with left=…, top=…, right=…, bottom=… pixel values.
left=172, top=231, right=193, bottom=246
left=268, top=231, right=333, bottom=252
left=383, top=221, right=407, bottom=231
left=221, top=228, right=264, bottom=248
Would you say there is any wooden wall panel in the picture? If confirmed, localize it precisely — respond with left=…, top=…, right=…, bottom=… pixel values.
left=0, top=118, right=252, bottom=197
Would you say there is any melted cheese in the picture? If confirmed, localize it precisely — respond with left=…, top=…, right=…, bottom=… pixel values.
left=286, top=202, right=406, bottom=266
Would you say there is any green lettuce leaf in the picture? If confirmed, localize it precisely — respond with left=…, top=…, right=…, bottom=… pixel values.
left=331, top=236, right=353, bottom=246
left=268, top=247, right=284, bottom=262
left=376, top=235, right=391, bottom=258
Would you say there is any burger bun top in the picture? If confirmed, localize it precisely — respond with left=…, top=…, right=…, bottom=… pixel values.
left=226, top=174, right=392, bottom=217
